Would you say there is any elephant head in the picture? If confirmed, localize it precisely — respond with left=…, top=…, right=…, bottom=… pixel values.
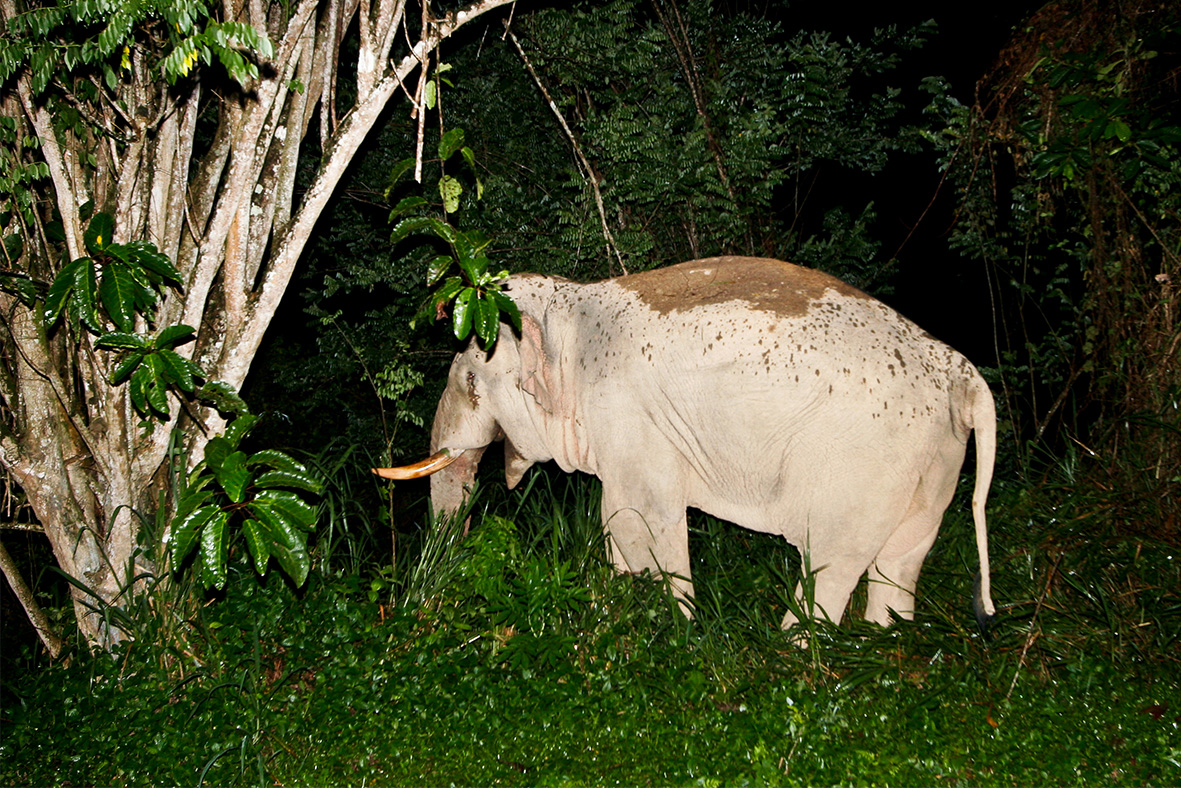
left=375, top=256, right=997, bottom=632
left=374, top=274, right=587, bottom=523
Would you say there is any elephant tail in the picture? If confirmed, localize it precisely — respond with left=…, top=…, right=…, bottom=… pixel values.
left=965, top=369, right=997, bottom=635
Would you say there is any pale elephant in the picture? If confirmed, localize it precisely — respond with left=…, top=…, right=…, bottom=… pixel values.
left=376, top=256, right=996, bottom=630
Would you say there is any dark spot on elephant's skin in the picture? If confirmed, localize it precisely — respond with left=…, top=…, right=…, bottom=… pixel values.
left=614, top=256, right=870, bottom=318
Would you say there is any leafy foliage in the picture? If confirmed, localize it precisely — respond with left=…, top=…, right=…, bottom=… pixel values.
left=3, top=459, right=1180, bottom=786
left=171, top=413, right=323, bottom=590
left=928, top=0, right=1181, bottom=530
left=0, top=0, right=272, bottom=93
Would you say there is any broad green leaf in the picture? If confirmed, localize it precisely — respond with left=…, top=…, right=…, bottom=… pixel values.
left=386, top=157, right=417, bottom=191
left=154, top=324, right=196, bottom=349
left=158, top=348, right=201, bottom=392
left=424, top=79, right=437, bottom=110
left=198, top=509, right=230, bottom=589
left=439, top=175, right=462, bottom=214
left=198, top=380, right=250, bottom=417
left=242, top=518, right=270, bottom=575
left=84, top=212, right=115, bottom=254
left=129, top=242, right=182, bottom=286
left=246, top=448, right=308, bottom=474
left=389, top=195, right=429, bottom=220
left=43, top=257, right=84, bottom=326
left=473, top=294, right=499, bottom=345
left=203, top=436, right=233, bottom=472
left=439, top=128, right=466, bottom=162
left=453, top=287, right=475, bottom=340
left=426, top=255, right=454, bottom=286
left=99, top=261, right=141, bottom=332
left=246, top=498, right=310, bottom=585
left=143, top=353, right=170, bottom=414
left=95, top=332, right=147, bottom=350
left=253, top=489, right=317, bottom=530
left=129, top=365, right=150, bottom=414
left=175, top=488, right=213, bottom=521
left=169, top=503, right=222, bottom=568
left=110, top=350, right=145, bottom=384
left=223, top=412, right=259, bottom=448
left=458, top=254, right=490, bottom=283
left=254, top=469, right=323, bottom=495
left=68, top=257, right=101, bottom=332
left=489, top=290, right=522, bottom=332
left=215, top=450, right=250, bottom=503
left=390, top=216, right=457, bottom=247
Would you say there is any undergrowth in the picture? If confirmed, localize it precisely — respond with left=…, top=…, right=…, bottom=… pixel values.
left=1, top=452, right=1179, bottom=786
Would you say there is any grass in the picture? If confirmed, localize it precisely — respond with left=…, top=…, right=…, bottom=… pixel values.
left=1, top=453, right=1179, bottom=786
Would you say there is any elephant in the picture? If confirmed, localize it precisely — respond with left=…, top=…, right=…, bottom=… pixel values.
left=376, top=256, right=996, bottom=631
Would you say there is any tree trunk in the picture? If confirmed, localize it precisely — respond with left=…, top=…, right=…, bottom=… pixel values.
left=0, top=0, right=516, bottom=648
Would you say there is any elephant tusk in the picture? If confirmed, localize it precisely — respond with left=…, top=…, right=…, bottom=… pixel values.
left=372, top=448, right=465, bottom=480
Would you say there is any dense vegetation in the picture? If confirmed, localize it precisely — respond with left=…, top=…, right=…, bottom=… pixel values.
left=3, top=0, right=1180, bottom=785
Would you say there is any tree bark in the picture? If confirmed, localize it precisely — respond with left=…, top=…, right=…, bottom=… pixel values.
left=0, top=0, right=517, bottom=649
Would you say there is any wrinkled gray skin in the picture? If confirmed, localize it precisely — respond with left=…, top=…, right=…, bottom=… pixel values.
left=417, top=257, right=995, bottom=628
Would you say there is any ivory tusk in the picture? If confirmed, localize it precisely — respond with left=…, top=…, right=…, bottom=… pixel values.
left=372, top=448, right=465, bottom=480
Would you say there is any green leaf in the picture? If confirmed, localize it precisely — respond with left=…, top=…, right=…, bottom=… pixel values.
left=129, top=364, right=150, bottom=415
left=389, top=195, right=429, bottom=220
left=253, top=489, right=317, bottom=530
left=245, top=497, right=310, bottom=585
left=426, top=255, right=454, bottom=286
left=110, top=351, right=145, bottom=384
left=390, top=216, right=457, bottom=247
left=99, top=261, right=142, bottom=332
left=473, top=294, right=499, bottom=345
left=95, top=332, right=147, bottom=350
left=154, top=324, right=196, bottom=349
left=254, top=469, right=323, bottom=495
left=61, top=257, right=102, bottom=332
left=203, top=436, right=233, bottom=472
left=215, top=450, right=250, bottom=503
left=387, top=157, right=417, bottom=191
left=43, top=258, right=83, bottom=326
left=439, top=128, right=466, bottom=161
left=198, top=509, right=230, bottom=589
left=453, top=288, right=476, bottom=340
left=143, top=353, right=170, bottom=414
left=223, top=412, right=259, bottom=448
left=169, top=503, right=222, bottom=569
left=242, top=518, right=270, bottom=575
left=198, top=381, right=250, bottom=417
left=84, top=212, right=115, bottom=254
left=489, top=290, right=522, bottom=333
left=439, top=175, right=463, bottom=214
left=129, top=242, right=182, bottom=286
left=157, top=348, right=200, bottom=392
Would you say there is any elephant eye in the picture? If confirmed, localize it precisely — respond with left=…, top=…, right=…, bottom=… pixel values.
left=466, top=372, right=480, bottom=406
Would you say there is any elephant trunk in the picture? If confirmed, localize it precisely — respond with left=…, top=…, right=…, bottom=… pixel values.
left=429, top=446, right=486, bottom=529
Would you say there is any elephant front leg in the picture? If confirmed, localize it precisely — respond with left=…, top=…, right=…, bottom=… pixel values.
left=600, top=487, right=695, bottom=617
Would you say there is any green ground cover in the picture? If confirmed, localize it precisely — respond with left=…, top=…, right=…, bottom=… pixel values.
left=2, top=466, right=1179, bottom=786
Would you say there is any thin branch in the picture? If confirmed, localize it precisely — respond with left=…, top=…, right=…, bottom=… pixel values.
left=505, top=25, right=627, bottom=275
left=0, top=538, right=63, bottom=659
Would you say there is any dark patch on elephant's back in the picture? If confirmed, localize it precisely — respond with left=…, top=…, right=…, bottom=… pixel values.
left=614, top=256, right=870, bottom=317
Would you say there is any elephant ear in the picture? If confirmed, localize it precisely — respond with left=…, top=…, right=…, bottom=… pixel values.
left=519, top=313, right=557, bottom=413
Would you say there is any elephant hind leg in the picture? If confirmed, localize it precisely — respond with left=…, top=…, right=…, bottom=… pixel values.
left=864, top=461, right=958, bottom=625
